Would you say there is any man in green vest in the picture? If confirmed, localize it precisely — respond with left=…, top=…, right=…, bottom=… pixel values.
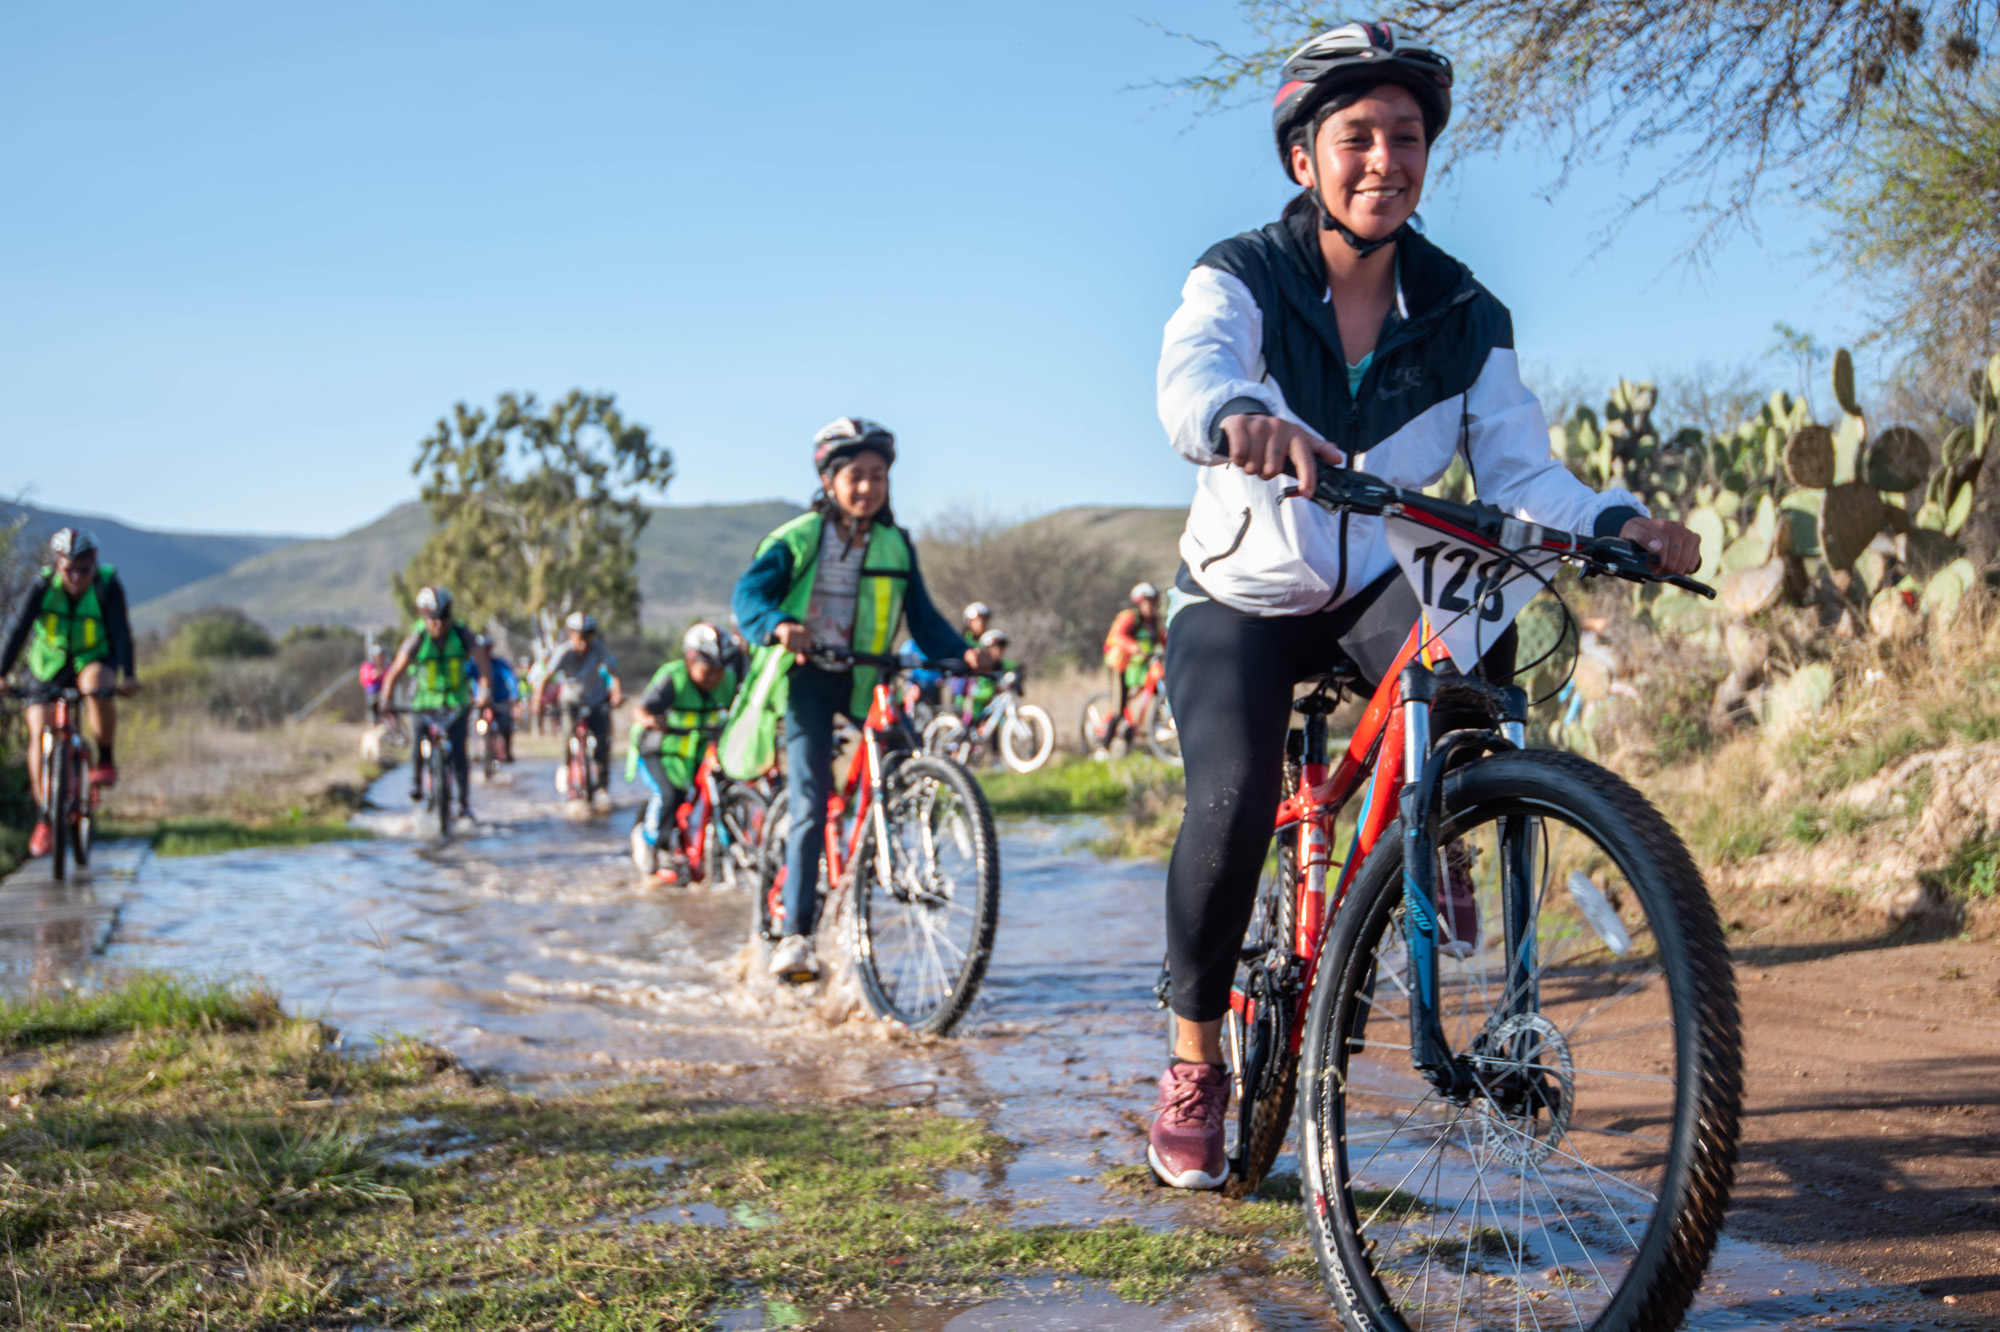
left=374, top=585, right=493, bottom=820
left=724, top=417, right=979, bottom=983
left=0, top=528, right=140, bottom=858
left=627, top=622, right=740, bottom=880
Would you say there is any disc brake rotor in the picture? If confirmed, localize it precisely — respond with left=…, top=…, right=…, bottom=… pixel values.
left=1471, top=1012, right=1574, bottom=1168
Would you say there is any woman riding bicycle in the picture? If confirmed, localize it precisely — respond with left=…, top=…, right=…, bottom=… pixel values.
left=1145, top=20, right=1701, bottom=1190
left=726, top=417, right=978, bottom=983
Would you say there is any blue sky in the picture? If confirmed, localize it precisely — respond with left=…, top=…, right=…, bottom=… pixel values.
left=2, top=2, right=1863, bottom=538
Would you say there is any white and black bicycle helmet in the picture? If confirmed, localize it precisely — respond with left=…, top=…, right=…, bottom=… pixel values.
left=683, top=622, right=724, bottom=666
left=1130, top=582, right=1159, bottom=603
left=416, top=585, right=454, bottom=617
left=565, top=611, right=599, bottom=634
left=962, top=601, right=991, bottom=625
left=1272, top=21, right=1453, bottom=254
left=978, top=629, right=1010, bottom=649
left=812, top=417, right=897, bottom=472
left=48, top=527, right=98, bottom=560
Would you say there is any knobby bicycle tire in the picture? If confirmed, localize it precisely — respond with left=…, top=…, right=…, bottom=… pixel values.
left=851, top=754, right=1000, bottom=1036
left=1297, top=749, right=1741, bottom=1332
left=1079, top=693, right=1115, bottom=757
left=48, top=738, right=68, bottom=883
left=436, top=740, right=453, bottom=838
left=1226, top=837, right=1300, bottom=1198
left=712, top=787, right=767, bottom=891
left=71, top=747, right=92, bottom=869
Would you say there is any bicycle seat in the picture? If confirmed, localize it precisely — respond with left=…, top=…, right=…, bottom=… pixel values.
left=1293, top=663, right=1357, bottom=715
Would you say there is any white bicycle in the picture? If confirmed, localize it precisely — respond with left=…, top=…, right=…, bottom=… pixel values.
left=921, top=671, right=1055, bottom=773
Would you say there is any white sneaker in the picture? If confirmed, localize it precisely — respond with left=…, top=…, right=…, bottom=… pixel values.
left=767, top=935, right=821, bottom=983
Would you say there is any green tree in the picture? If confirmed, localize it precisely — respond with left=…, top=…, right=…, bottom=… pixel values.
left=395, top=391, right=673, bottom=645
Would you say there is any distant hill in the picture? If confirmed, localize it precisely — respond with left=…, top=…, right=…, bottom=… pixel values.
left=2, top=502, right=300, bottom=605
left=1020, top=506, right=1186, bottom=581
left=132, top=504, right=432, bottom=633
left=133, top=500, right=807, bottom=634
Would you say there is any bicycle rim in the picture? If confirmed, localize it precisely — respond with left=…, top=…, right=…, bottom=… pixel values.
left=852, top=755, right=999, bottom=1035
left=1000, top=705, right=1054, bottom=772
left=1298, top=750, right=1740, bottom=1332
left=1080, top=693, right=1113, bottom=755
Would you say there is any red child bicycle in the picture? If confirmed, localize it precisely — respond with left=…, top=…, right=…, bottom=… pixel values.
left=1186, top=468, right=1742, bottom=1332
left=757, top=647, right=1001, bottom=1036
left=36, top=685, right=115, bottom=882
left=1081, top=656, right=1179, bottom=764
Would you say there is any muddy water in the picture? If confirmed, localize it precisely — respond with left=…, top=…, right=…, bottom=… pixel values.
left=0, top=758, right=1952, bottom=1330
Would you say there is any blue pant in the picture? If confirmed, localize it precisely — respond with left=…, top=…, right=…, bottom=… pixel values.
left=782, top=664, right=852, bottom=939
left=632, top=733, right=684, bottom=848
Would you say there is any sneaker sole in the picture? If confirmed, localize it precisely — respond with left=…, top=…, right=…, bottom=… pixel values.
left=1147, top=1143, right=1229, bottom=1191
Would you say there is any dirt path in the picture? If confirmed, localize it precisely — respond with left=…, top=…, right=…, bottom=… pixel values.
left=1727, top=938, right=2000, bottom=1320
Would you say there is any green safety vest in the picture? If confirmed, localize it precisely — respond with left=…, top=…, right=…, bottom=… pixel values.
left=718, top=513, right=912, bottom=780
left=625, top=659, right=740, bottom=788
left=25, top=565, right=117, bottom=682
left=409, top=620, right=474, bottom=711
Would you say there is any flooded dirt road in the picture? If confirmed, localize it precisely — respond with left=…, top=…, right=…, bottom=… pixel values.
left=0, top=757, right=1969, bottom=1329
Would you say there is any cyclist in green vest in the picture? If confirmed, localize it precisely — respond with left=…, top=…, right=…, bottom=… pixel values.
left=725, top=417, right=980, bottom=983
left=964, top=629, right=1020, bottom=719
left=374, top=585, right=493, bottom=819
left=628, top=621, right=741, bottom=880
left=0, top=528, right=140, bottom=858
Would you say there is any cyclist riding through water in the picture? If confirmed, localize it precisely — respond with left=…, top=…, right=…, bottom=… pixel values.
left=723, top=417, right=981, bottom=984
left=1144, top=20, right=1702, bottom=1191
left=628, top=621, right=741, bottom=880
left=1100, top=583, right=1163, bottom=748
left=375, top=586, right=493, bottom=821
left=477, top=635, right=519, bottom=764
left=546, top=612, right=623, bottom=795
left=0, top=528, right=141, bottom=858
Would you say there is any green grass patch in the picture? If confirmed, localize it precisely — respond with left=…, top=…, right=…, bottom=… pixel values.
left=980, top=757, right=1182, bottom=817
left=1926, top=834, right=2000, bottom=903
left=98, top=814, right=368, bottom=857
left=0, top=971, right=282, bottom=1048
left=0, top=978, right=1285, bottom=1330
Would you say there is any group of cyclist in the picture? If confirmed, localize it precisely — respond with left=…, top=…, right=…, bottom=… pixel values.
left=2, top=22, right=1708, bottom=1213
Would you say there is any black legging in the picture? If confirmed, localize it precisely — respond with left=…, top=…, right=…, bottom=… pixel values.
left=1162, top=571, right=1515, bottom=1022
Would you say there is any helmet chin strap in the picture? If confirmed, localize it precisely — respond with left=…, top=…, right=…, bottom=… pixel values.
left=1306, top=165, right=1408, bottom=258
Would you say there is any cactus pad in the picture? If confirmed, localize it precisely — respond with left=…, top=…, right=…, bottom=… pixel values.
left=1784, top=425, right=1835, bottom=488
left=1819, top=481, right=1885, bottom=570
left=1864, top=426, right=1932, bottom=492
left=1832, top=348, right=1860, bottom=417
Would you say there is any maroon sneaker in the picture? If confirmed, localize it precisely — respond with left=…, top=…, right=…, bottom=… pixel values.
left=1147, top=1061, right=1230, bottom=1190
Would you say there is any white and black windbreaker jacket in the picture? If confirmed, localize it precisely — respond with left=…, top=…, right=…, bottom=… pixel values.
left=1158, top=210, right=1646, bottom=618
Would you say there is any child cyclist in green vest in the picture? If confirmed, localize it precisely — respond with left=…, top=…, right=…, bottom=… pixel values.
left=725, top=417, right=980, bottom=983
left=375, top=586, right=493, bottom=822
left=627, top=621, right=740, bottom=881
left=0, top=528, right=140, bottom=858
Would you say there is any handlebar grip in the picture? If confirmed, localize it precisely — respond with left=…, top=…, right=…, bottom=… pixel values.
left=1665, top=574, right=1717, bottom=600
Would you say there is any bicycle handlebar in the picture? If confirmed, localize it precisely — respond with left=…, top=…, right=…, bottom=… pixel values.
left=1304, top=468, right=1717, bottom=600
left=801, top=645, right=989, bottom=677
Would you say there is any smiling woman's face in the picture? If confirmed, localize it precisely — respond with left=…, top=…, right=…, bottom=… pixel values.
left=1289, top=84, right=1428, bottom=242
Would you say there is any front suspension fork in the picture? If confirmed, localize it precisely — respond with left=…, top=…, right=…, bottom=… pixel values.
left=1394, top=665, right=1531, bottom=1101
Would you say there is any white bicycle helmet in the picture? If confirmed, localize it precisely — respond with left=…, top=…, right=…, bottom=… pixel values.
left=565, top=611, right=598, bottom=634
left=979, top=629, right=1010, bottom=649
left=962, top=601, right=992, bottom=624
left=1130, top=582, right=1159, bottom=603
left=416, top=585, right=454, bottom=617
left=683, top=622, right=724, bottom=666
left=49, top=527, right=98, bottom=560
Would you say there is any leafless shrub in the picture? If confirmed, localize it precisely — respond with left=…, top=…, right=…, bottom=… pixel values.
left=917, top=509, right=1154, bottom=671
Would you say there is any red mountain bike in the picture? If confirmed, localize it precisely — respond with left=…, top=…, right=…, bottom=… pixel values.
left=757, top=647, right=1000, bottom=1036
left=37, top=685, right=114, bottom=882
left=630, top=741, right=769, bottom=889
left=1081, top=656, right=1179, bottom=764
left=1189, top=468, right=1741, bottom=1332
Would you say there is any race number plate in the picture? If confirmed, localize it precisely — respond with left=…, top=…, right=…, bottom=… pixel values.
left=1385, top=519, right=1561, bottom=665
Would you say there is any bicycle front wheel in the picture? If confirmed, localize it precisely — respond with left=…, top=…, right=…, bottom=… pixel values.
left=436, top=743, right=454, bottom=838
left=999, top=704, right=1055, bottom=773
left=852, top=755, right=999, bottom=1036
left=47, top=737, right=68, bottom=883
left=1297, top=749, right=1740, bottom=1332
left=71, top=750, right=92, bottom=868
left=710, top=787, right=768, bottom=891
